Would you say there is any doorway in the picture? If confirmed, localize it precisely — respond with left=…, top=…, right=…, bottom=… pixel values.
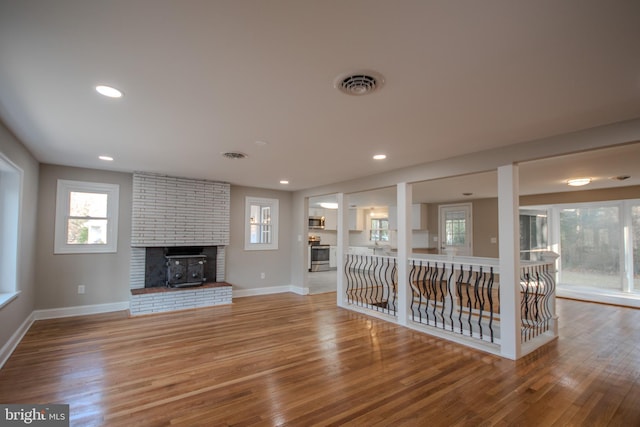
left=439, top=203, right=473, bottom=256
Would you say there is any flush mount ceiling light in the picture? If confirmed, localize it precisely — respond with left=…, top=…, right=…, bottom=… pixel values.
left=221, top=152, right=248, bottom=160
left=567, top=178, right=592, bottom=187
left=98, top=155, right=114, bottom=161
left=319, top=202, right=338, bottom=209
left=279, top=180, right=289, bottom=185
left=373, top=154, right=387, bottom=160
left=334, top=70, right=385, bottom=96
left=95, top=85, right=123, bottom=98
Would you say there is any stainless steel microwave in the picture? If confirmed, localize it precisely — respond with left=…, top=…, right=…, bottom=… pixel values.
left=308, top=216, right=325, bottom=229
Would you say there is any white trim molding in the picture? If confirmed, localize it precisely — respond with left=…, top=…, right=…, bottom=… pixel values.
left=33, top=301, right=130, bottom=320
left=233, top=284, right=308, bottom=298
left=0, top=311, right=35, bottom=369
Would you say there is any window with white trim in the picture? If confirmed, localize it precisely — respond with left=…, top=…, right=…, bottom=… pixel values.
left=245, top=196, right=279, bottom=250
left=370, top=218, right=390, bottom=242
left=0, top=153, right=21, bottom=307
left=54, top=180, right=119, bottom=254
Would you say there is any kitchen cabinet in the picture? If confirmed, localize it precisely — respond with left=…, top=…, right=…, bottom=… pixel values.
left=348, top=208, right=364, bottom=231
left=309, top=208, right=324, bottom=218
left=413, top=204, right=428, bottom=230
left=329, top=246, right=337, bottom=268
left=388, top=204, right=428, bottom=230
left=324, top=209, right=337, bottom=231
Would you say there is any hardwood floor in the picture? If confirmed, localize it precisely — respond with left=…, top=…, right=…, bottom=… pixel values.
left=1, top=293, right=639, bottom=426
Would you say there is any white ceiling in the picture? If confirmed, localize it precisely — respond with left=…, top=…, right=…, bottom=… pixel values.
left=1, top=1, right=640, bottom=192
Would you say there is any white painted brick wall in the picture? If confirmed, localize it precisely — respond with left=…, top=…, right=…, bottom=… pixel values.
left=216, top=246, right=226, bottom=282
left=130, top=286, right=232, bottom=315
left=129, top=247, right=146, bottom=289
left=131, top=173, right=230, bottom=247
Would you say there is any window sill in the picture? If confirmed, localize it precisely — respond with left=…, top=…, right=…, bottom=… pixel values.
left=0, top=291, right=20, bottom=310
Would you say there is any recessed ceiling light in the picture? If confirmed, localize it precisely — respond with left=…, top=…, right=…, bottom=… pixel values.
left=255, top=140, right=268, bottom=146
left=462, top=192, right=473, bottom=196
left=280, top=180, right=289, bottom=185
left=567, top=178, right=591, bottom=187
left=98, top=155, right=114, bottom=161
left=373, top=154, right=387, bottom=160
left=95, top=85, right=123, bottom=98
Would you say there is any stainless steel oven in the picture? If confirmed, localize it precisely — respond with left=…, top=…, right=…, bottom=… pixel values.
left=308, top=216, right=325, bottom=230
left=310, top=245, right=330, bottom=271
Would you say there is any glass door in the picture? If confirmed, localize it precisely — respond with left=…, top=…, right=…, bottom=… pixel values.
left=439, top=203, right=472, bottom=256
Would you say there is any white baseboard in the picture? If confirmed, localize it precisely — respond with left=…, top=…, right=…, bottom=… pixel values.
left=0, top=312, right=35, bottom=369
left=557, top=287, right=640, bottom=308
left=33, top=301, right=130, bottom=320
left=233, top=284, right=309, bottom=298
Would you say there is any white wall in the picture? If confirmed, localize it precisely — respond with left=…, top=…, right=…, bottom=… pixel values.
left=0, top=121, right=39, bottom=351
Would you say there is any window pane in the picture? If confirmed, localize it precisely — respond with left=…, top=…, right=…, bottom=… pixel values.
left=633, top=205, right=640, bottom=292
left=69, top=191, right=108, bottom=217
left=250, top=224, right=260, bottom=243
left=261, top=206, right=271, bottom=224
left=445, top=218, right=466, bottom=246
left=67, top=219, right=108, bottom=244
left=520, top=212, right=548, bottom=260
left=560, top=206, right=621, bottom=290
left=261, top=224, right=271, bottom=244
left=250, top=205, right=260, bottom=224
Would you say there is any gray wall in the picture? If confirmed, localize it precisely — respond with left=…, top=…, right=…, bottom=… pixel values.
left=35, top=164, right=133, bottom=309
left=0, top=122, right=39, bottom=350
left=226, top=185, right=293, bottom=291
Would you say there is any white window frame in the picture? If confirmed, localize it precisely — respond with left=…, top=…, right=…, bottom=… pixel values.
left=370, top=217, right=390, bottom=242
left=0, top=153, right=22, bottom=309
left=54, top=180, right=119, bottom=254
left=244, top=196, right=279, bottom=250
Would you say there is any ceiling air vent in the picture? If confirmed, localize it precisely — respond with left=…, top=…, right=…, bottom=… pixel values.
left=221, top=152, right=248, bottom=160
left=612, top=175, right=630, bottom=181
left=334, top=71, right=384, bottom=96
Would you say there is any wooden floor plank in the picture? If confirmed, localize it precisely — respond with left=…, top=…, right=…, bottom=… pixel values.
left=1, top=292, right=639, bottom=426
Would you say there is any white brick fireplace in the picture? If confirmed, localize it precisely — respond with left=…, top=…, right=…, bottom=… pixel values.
left=128, top=173, right=231, bottom=314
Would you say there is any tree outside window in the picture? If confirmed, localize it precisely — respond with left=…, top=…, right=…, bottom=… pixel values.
left=54, top=180, right=119, bottom=254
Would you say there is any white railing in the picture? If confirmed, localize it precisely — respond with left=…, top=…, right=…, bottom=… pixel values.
left=343, top=253, right=557, bottom=356
left=409, top=257, right=500, bottom=343
left=344, top=254, right=397, bottom=317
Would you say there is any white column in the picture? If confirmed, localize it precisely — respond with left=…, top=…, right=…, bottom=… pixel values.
left=397, top=182, right=412, bottom=326
left=498, top=164, right=521, bottom=359
left=336, top=192, right=348, bottom=308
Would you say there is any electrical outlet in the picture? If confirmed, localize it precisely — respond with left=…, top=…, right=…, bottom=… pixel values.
left=77, top=285, right=85, bottom=294
left=260, top=272, right=266, bottom=279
